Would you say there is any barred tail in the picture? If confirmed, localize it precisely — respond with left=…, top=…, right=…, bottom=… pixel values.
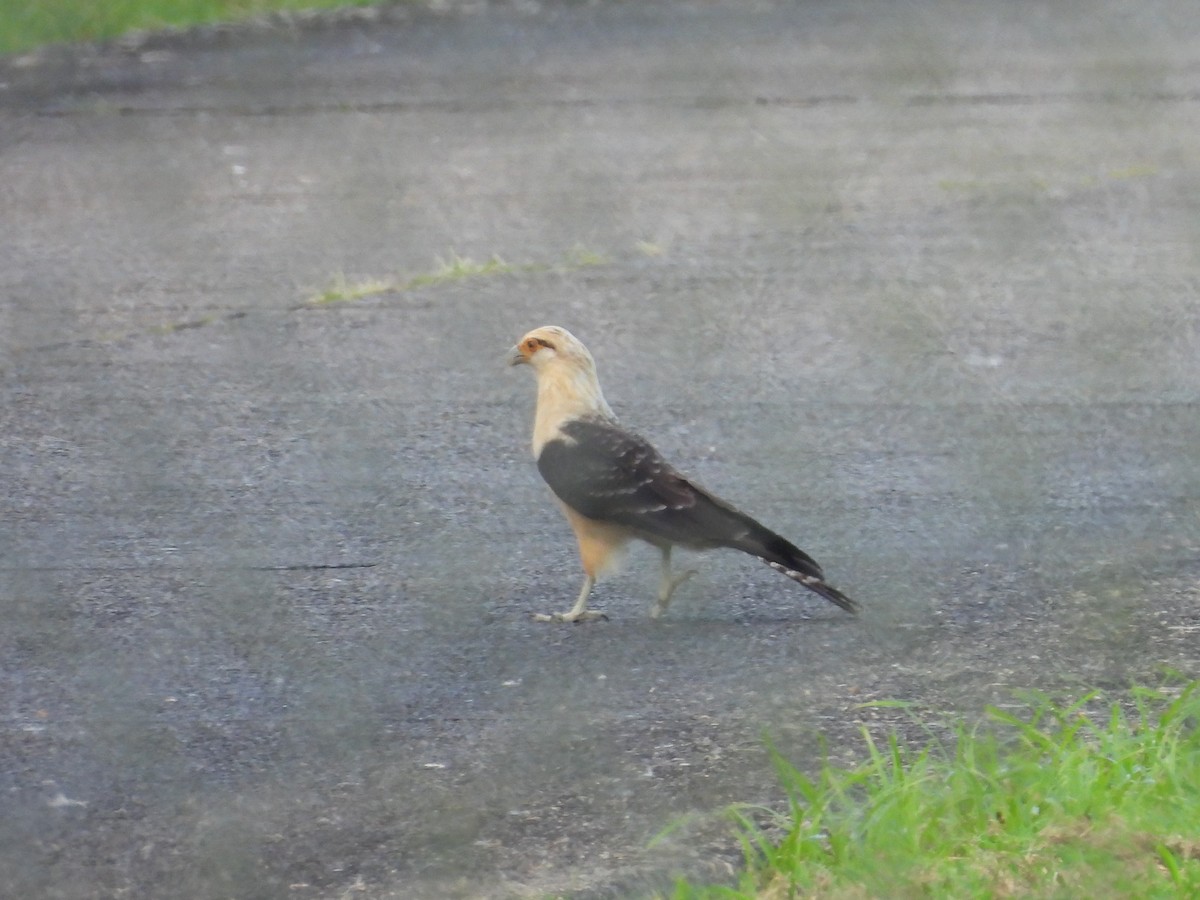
left=721, top=513, right=858, bottom=614
left=762, top=558, right=859, bottom=614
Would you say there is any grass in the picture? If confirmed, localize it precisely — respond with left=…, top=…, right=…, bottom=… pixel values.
left=306, top=247, right=605, bottom=306
left=669, top=678, right=1200, bottom=899
left=1, top=0, right=385, bottom=56
left=308, top=253, right=519, bottom=306
left=308, top=272, right=405, bottom=307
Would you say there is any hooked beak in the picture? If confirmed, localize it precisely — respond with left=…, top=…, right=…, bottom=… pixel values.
left=508, top=345, right=528, bottom=367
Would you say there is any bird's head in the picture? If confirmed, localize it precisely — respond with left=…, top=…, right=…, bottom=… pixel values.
left=508, top=326, right=596, bottom=374
left=510, top=325, right=616, bottom=428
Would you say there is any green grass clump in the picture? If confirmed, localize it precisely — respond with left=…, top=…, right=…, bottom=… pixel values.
left=404, top=252, right=517, bottom=290
left=1, top=0, right=381, bottom=56
left=307, top=254, right=521, bottom=306
left=306, top=247, right=606, bottom=306
left=673, top=680, right=1200, bottom=898
left=308, top=272, right=399, bottom=306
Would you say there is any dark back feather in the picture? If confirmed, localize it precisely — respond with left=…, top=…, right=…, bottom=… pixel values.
left=537, top=418, right=824, bottom=580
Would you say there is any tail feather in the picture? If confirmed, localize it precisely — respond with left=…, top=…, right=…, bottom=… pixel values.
left=762, top=558, right=859, bottom=615
left=708, top=500, right=858, bottom=615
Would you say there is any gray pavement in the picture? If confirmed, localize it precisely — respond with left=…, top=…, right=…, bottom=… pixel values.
left=2, top=1, right=1199, bottom=896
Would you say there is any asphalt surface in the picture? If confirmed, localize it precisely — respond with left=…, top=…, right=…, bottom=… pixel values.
left=2, top=1, right=1199, bottom=897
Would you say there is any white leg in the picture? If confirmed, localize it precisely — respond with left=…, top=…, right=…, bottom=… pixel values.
left=651, top=546, right=697, bottom=618
left=532, top=574, right=607, bottom=623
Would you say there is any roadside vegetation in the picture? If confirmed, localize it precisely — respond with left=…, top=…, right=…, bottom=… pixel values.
left=2, top=0, right=383, bottom=56
left=306, top=248, right=605, bottom=306
left=308, top=254, right=519, bottom=307
left=671, top=677, right=1200, bottom=898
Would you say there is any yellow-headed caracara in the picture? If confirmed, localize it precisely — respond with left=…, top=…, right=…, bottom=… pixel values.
left=509, top=325, right=858, bottom=623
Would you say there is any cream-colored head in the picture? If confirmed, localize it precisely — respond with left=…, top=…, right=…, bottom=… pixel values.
left=509, top=325, right=615, bottom=453
left=508, top=325, right=597, bottom=373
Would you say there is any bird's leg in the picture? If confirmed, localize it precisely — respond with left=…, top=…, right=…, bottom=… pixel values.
left=532, top=574, right=607, bottom=623
left=651, top=546, right=698, bottom=618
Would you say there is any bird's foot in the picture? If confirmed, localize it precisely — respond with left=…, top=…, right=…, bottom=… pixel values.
left=651, top=568, right=699, bottom=618
left=531, top=610, right=609, bottom=624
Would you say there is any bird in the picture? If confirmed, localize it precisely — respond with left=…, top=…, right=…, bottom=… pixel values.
left=508, top=325, right=858, bottom=622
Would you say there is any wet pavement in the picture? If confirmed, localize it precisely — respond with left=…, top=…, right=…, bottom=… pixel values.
left=2, top=1, right=1199, bottom=896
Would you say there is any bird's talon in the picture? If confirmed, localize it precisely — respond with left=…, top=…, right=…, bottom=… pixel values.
left=674, top=568, right=699, bottom=589
left=654, top=567, right=700, bottom=618
left=531, top=610, right=607, bottom=624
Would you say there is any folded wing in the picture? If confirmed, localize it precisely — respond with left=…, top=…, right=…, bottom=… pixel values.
left=537, top=416, right=827, bottom=582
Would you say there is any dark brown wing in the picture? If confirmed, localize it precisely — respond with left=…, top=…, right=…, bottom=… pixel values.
left=537, top=418, right=822, bottom=574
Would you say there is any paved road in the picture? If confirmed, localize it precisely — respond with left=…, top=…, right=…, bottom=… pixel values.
left=3, top=1, right=1198, bottom=896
